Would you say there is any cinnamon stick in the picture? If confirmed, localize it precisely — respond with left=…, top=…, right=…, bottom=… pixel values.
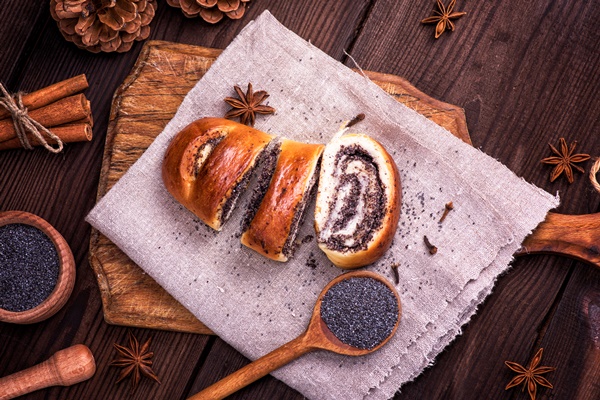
left=64, top=114, right=94, bottom=127
left=0, top=94, right=91, bottom=142
left=0, top=124, right=92, bottom=151
left=0, top=75, right=88, bottom=121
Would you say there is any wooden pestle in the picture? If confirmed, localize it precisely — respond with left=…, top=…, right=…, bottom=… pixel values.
left=0, top=344, right=96, bottom=399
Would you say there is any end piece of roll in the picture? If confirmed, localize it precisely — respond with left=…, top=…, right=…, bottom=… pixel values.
left=241, top=139, right=324, bottom=262
left=314, top=133, right=401, bottom=269
left=162, top=117, right=273, bottom=231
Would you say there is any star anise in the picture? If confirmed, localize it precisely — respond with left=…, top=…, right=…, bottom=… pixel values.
left=110, top=331, right=160, bottom=391
left=224, top=83, right=275, bottom=127
left=541, top=137, right=590, bottom=183
left=505, top=348, right=556, bottom=400
left=421, top=0, right=467, bottom=39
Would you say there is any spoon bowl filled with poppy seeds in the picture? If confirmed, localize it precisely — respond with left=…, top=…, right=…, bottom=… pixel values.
left=316, top=271, right=401, bottom=353
left=0, top=211, right=76, bottom=324
left=320, top=275, right=400, bottom=350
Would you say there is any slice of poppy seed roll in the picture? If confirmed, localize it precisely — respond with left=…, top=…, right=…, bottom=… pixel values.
left=241, top=138, right=324, bottom=262
left=314, top=133, right=401, bottom=269
left=162, top=117, right=274, bottom=231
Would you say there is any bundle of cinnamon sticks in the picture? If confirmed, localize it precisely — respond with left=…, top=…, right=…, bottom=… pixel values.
left=0, top=75, right=92, bottom=151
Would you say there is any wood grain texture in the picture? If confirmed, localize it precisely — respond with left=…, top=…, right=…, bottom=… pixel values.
left=538, top=265, right=600, bottom=400
left=0, top=0, right=598, bottom=399
left=89, top=40, right=471, bottom=336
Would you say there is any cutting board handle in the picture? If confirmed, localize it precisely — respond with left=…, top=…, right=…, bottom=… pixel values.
left=517, top=212, right=600, bottom=269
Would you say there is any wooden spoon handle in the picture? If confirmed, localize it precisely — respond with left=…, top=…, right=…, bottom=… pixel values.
left=188, top=334, right=313, bottom=400
left=517, top=212, right=600, bottom=269
left=0, top=344, right=96, bottom=400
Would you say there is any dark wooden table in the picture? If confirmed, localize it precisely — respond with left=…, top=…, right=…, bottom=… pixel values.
left=1, top=1, right=599, bottom=399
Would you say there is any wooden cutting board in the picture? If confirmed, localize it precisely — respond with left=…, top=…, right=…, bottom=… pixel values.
left=88, top=40, right=472, bottom=335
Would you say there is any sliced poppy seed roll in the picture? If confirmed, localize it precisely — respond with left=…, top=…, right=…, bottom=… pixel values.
left=241, top=138, right=324, bottom=261
left=162, top=117, right=273, bottom=231
left=314, top=134, right=401, bottom=269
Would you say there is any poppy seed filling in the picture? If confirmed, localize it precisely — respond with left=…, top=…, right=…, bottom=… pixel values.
left=320, top=144, right=386, bottom=252
left=280, top=159, right=320, bottom=257
left=240, top=139, right=282, bottom=233
left=220, top=141, right=274, bottom=225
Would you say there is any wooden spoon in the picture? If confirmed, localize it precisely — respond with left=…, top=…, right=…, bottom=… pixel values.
left=187, top=270, right=401, bottom=400
left=0, top=344, right=96, bottom=399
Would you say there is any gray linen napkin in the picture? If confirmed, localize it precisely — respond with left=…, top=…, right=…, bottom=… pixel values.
left=87, top=11, right=558, bottom=400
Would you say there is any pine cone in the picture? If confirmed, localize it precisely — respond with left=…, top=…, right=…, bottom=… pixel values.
left=167, top=0, right=250, bottom=24
left=50, top=0, right=156, bottom=53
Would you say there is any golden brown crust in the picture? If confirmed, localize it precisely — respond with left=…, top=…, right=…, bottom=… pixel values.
left=315, top=134, right=402, bottom=269
left=162, top=117, right=272, bottom=230
left=241, top=139, right=324, bottom=261
left=162, top=118, right=228, bottom=204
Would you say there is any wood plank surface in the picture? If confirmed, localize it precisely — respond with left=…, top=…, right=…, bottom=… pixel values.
left=0, top=0, right=598, bottom=399
left=89, top=40, right=471, bottom=336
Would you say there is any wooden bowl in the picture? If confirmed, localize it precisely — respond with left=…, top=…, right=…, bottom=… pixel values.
left=0, top=211, right=76, bottom=324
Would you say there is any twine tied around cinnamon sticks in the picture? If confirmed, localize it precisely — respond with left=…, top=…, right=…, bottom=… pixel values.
left=0, top=83, right=63, bottom=153
left=0, top=75, right=93, bottom=152
left=591, top=158, right=600, bottom=195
